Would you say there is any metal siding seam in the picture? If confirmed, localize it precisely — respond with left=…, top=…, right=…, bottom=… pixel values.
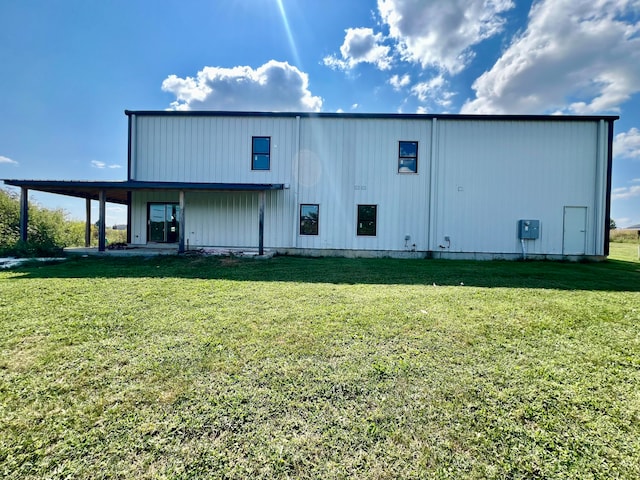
left=428, top=118, right=437, bottom=251
left=593, top=120, right=604, bottom=255
left=293, top=115, right=301, bottom=248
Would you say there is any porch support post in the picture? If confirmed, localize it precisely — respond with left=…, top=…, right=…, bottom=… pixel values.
left=19, top=187, right=28, bottom=242
left=178, top=190, right=185, bottom=254
left=98, top=190, right=106, bottom=252
left=85, top=198, right=92, bottom=247
left=258, top=190, right=265, bottom=256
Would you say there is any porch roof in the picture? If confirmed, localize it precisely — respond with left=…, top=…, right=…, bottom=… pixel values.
left=2, top=179, right=286, bottom=204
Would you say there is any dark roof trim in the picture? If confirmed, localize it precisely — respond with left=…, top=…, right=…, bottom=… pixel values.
left=125, top=109, right=620, bottom=122
left=2, top=180, right=285, bottom=205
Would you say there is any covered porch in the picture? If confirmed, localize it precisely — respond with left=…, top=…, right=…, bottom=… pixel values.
left=2, top=180, right=285, bottom=255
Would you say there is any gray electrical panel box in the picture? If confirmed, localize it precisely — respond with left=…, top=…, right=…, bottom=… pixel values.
left=518, top=219, right=540, bottom=239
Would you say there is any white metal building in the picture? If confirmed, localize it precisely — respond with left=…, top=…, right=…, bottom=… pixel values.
left=4, top=111, right=617, bottom=259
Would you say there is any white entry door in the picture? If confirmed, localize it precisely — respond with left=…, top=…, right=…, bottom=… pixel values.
left=563, top=206, right=587, bottom=255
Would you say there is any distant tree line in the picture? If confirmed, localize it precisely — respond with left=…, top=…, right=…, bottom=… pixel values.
left=0, top=188, right=87, bottom=256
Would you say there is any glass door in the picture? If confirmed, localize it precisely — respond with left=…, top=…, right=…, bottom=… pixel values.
left=148, top=203, right=180, bottom=243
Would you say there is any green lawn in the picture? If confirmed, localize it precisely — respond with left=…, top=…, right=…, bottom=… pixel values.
left=1, top=245, right=639, bottom=479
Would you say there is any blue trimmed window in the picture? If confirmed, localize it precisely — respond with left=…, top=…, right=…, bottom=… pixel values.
left=398, top=141, right=418, bottom=173
left=252, top=136, right=271, bottom=170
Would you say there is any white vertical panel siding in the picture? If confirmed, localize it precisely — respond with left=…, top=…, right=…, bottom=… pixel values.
left=296, top=117, right=431, bottom=251
left=185, top=190, right=292, bottom=248
left=128, top=114, right=608, bottom=256
left=131, top=189, right=292, bottom=248
left=432, top=120, right=600, bottom=255
left=133, top=115, right=297, bottom=184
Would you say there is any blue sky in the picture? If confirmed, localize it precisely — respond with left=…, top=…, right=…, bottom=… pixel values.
left=1, top=0, right=639, bottom=227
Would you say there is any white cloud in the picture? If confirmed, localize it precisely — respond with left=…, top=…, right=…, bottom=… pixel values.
left=462, top=0, right=640, bottom=114
left=614, top=127, right=640, bottom=160
left=323, top=27, right=392, bottom=71
left=162, top=60, right=322, bottom=112
left=0, top=155, right=18, bottom=165
left=389, top=74, right=410, bottom=91
left=378, top=0, right=514, bottom=74
left=91, top=160, right=121, bottom=169
left=411, top=75, right=456, bottom=108
left=612, top=185, right=640, bottom=200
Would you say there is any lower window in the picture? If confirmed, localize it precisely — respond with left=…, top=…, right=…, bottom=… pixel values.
left=300, top=204, right=319, bottom=235
left=357, top=204, right=377, bottom=236
left=148, top=203, right=180, bottom=243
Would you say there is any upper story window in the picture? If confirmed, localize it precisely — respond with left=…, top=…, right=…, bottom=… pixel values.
left=252, top=136, right=271, bottom=170
left=398, top=141, right=418, bottom=173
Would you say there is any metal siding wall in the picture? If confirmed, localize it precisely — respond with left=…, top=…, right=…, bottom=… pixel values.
left=433, top=120, right=599, bottom=255
left=129, top=114, right=605, bottom=256
left=296, top=117, right=431, bottom=251
left=133, top=115, right=297, bottom=184
left=131, top=189, right=291, bottom=248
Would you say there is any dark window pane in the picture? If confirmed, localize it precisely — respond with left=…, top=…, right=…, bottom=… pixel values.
left=399, top=141, right=417, bottom=157
left=253, top=137, right=270, bottom=154
left=253, top=154, right=270, bottom=170
left=357, top=204, right=377, bottom=236
left=300, top=204, right=319, bottom=235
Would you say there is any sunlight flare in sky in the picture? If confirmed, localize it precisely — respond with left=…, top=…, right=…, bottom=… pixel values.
left=276, top=0, right=302, bottom=70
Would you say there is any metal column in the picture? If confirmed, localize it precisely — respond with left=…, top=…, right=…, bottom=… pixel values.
left=19, top=187, right=28, bottom=242
left=178, top=190, right=185, bottom=254
left=85, top=198, right=92, bottom=247
left=258, top=190, right=265, bottom=256
left=98, top=190, right=106, bottom=252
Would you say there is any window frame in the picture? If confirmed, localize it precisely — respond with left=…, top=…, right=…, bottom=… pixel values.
left=252, top=136, right=271, bottom=171
left=357, top=204, right=377, bottom=236
left=299, top=204, right=319, bottom=236
left=398, top=141, right=418, bottom=174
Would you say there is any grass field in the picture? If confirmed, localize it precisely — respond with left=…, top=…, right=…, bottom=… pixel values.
left=1, top=244, right=639, bottom=479
left=610, top=229, right=640, bottom=244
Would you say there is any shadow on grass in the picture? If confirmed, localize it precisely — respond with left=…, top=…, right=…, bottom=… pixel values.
left=4, top=254, right=640, bottom=292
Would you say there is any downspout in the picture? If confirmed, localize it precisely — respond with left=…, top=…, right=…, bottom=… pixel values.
left=603, top=119, right=614, bottom=257
left=126, top=112, right=135, bottom=244
left=292, top=115, right=301, bottom=248
left=427, top=118, right=437, bottom=252
left=127, top=112, right=133, bottom=181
